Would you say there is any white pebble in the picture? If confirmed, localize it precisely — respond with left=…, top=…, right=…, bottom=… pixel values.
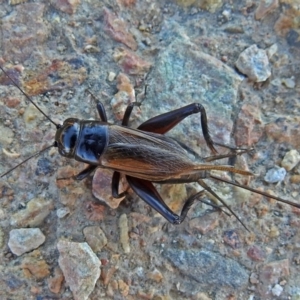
left=235, top=44, right=271, bottom=82
left=56, top=207, right=71, bottom=219
left=272, top=284, right=283, bottom=297
left=281, top=149, right=300, bottom=171
left=264, top=166, right=286, bottom=183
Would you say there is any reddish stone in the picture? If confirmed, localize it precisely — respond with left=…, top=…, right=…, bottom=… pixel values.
left=56, top=166, right=77, bottom=189
left=111, top=73, right=140, bottom=121
left=1, top=3, right=49, bottom=62
left=247, top=245, right=265, bottom=261
left=92, top=168, right=126, bottom=209
left=274, top=9, right=300, bottom=37
left=23, top=59, right=87, bottom=96
left=51, top=0, right=80, bottom=14
left=21, top=250, right=50, bottom=279
left=113, top=48, right=152, bottom=75
left=291, top=206, right=300, bottom=216
left=116, top=73, right=135, bottom=102
left=4, top=98, right=21, bottom=108
left=234, top=101, right=263, bottom=147
left=258, top=259, right=290, bottom=297
left=104, top=8, right=137, bottom=50
left=265, top=116, right=300, bottom=149
left=117, top=0, right=136, bottom=6
left=101, top=265, right=118, bottom=285
left=100, top=258, right=109, bottom=266
left=189, top=212, right=219, bottom=234
left=255, top=0, right=279, bottom=20
left=85, top=201, right=106, bottom=221
left=47, top=267, right=64, bottom=294
left=0, top=66, right=22, bottom=87
left=118, top=279, right=129, bottom=297
left=223, top=230, right=241, bottom=249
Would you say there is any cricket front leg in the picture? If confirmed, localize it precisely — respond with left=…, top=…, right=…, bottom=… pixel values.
left=74, top=165, right=97, bottom=181
left=111, top=171, right=126, bottom=198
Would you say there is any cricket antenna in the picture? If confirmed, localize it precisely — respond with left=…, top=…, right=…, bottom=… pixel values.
left=0, top=64, right=59, bottom=128
left=1, top=143, right=56, bottom=178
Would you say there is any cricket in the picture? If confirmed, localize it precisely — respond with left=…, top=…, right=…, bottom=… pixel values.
left=1, top=64, right=299, bottom=231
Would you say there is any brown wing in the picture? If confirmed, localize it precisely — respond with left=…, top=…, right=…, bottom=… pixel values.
left=100, top=125, right=197, bottom=181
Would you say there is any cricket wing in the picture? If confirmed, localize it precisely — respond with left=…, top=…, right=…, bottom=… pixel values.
left=100, top=143, right=197, bottom=181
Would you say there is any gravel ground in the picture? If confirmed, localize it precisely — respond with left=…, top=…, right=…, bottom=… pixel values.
left=0, top=1, right=300, bottom=300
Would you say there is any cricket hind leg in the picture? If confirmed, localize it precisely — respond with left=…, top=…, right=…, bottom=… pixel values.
left=203, top=143, right=254, bottom=163
left=137, top=103, right=217, bottom=154
left=126, top=176, right=209, bottom=224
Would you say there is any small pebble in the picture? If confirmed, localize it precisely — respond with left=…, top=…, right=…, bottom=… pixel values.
left=264, top=166, right=286, bottom=183
left=222, top=9, right=231, bottom=21
left=281, top=77, right=296, bottom=89
left=83, top=226, right=108, bottom=252
left=189, top=212, right=219, bottom=235
left=235, top=44, right=271, bottom=82
left=107, top=71, right=116, bottom=81
left=223, top=230, right=241, bottom=249
left=8, top=228, right=46, bottom=256
left=47, top=267, right=64, bottom=294
left=290, top=175, right=300, bottom=184
left=266, top=43, right=278, bottom=59
left=281, top=149, right=300, bottom=171
left=10, top=198, right=54, bottom=227
left=272, top=283, right=283, bottom=297
left=21, top=250, right=50, bottom=279
left=23, top=103, right=48, bottom=128
left=0, top=125, right=14, bottom=145
left=118, top=279, right=129, bottom=297
left=56, top=207, right=71, bottom=219
left=249, top=272, right=259, bottom=284
left=255, top=0, right=279, bottom=20
left=147, top=268, right=163, bottom=282
left=0, top=227, right=4, bottom=248
left=247, top=245, right=265, bottom=261
left=119, top=214, right=130, bottom=253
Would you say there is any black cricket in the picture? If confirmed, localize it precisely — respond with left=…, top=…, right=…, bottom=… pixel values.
left=1, top=65, right=300, bottom=230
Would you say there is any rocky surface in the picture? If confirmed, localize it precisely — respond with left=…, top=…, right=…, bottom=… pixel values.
left=0, top=1, right=300, bottom=299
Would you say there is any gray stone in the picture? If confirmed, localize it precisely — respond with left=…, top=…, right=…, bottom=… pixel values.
left=57, top=240, right=101, bottom=300
left=163, top=249, right=248, bottom=291
left=10, top=197, right=54, bottom=227
left=264, top=166, right=286, bottom=183
left=8, top=228, right=46, bottom=256
left=235, top=44, right=271, bottom=82
left=143, top=38, right=243, bottom=152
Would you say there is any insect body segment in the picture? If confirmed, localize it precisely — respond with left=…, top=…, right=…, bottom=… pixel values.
left=56, top=118, right=108, bottom=163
